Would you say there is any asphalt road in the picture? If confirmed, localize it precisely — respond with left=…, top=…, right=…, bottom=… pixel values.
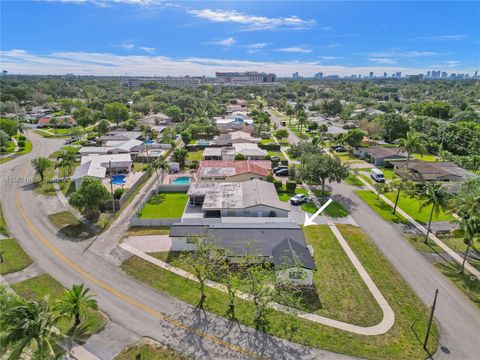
left=0, top=132, right=355, bottom=360
left=267, top=109, right=300, bottom=145
left=330, top=180, right=480, bottom=360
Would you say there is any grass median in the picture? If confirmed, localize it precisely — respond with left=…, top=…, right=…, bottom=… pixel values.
left=122, top=224, right=437, bottom=359
left=0, top=238, right=33, bottom=275
left=355, top=190, right=407, bottom=223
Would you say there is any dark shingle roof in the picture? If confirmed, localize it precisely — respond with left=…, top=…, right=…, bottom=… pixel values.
left=169, top=222, right=316, bottom=270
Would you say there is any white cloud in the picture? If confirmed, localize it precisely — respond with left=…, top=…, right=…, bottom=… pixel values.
left=367, top=58, right=397, bottom=65
left=187, top=8, right=316, bottom=30
left=1, top=49, right=475, bottom=77
left=276, top=46, right=312, bottom=54
left=416, top=34, right=467, bottom=41
left=121, top=43, right=135, bottom=50
left=369, top=50, right=438, bottom=58
left=208, top=37, right=236, bottom=47
left=319, top=56, right=343, bottom=60
left=245, top=43, right=267, bottom=54
left=139, top=46, right=156, bottom=54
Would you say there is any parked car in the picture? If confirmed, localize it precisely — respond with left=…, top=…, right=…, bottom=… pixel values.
left=273, top=165, right=288, bottom=172
left=64, top=138, right=75, bottom=145
left=335, top=146, right=347, bottom=152
left=370, top=168, right=385, bottom=183
left=290, top=194, right=308, bottom=205
left=275, top=168, right=289, bottom=176
left=270, top=156, right=281, bottom=161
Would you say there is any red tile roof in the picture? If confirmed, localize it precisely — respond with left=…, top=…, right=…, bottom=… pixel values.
left=38, top=117, right=51, bottom=124
left=197, top=160, right=271, bottom=178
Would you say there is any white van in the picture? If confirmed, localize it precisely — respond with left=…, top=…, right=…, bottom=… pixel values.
left=370, top=168, right=385, bottom=183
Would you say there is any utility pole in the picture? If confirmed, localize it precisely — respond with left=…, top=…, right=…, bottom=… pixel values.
left=424, top=289, right=439, bottom=352
left=109, top=160, right=116, bottom=213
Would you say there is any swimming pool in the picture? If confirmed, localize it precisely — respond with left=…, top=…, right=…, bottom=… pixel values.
left=144, top=140, right=155, bottom=145
left=111, top=175, right=126, bottom=185
left=171, top=176, right=191, bottom=184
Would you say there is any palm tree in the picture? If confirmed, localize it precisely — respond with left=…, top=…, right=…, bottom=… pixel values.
left=56, top=151, right=75, bottom=180
left=419, top=183, right=450, bottom=244
left=56, top=284, right=98, bottom=333
left=150, top=158, right=170, bottom=192
left=1, top=297, right=60, bottom=358
left=397, top=131, right=428, bottom=168
left=297, top=110, right=308, bottom=133
left=457, top=215, right=479, bottom=274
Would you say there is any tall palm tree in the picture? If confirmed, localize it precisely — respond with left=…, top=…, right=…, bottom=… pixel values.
left=419, top=183, right=451, bottom=244
left=457, top=215, right=479, bottom=274
left=56, top=284, right=98, bottom=333
left=297, top=110, right=307, bottom=133
left=397, top=131, right=428, bottom=168
left=1, top=297, right=60, bottom=359
left=150, top=158, right=171, bottom=191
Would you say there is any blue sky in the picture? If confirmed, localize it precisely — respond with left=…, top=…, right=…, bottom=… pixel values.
left=1, top=0, right=479, bottom=76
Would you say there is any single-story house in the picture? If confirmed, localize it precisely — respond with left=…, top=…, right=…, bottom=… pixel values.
left=355, top=146, right=406, bottom=166
left=72, top=153, right=132, bottom=188
left=97, top=131, right=142, bottom=145
left=79, top=139, right=144, bottom=157
left=169, top=221, right=316, bottom=286
left=203, top=144, right=267, bottom=161
left=211, top=131, right=261, bottom=146
left=391, top=160, right=476, bottom=182
left=187, top=179, right=290, bottom=218
left=195, top=160, right=271, bottom=182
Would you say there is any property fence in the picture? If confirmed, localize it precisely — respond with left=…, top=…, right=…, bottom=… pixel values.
left=102, top=170, right=151, bottom=212
left=130, top=218, right=181, bottom=226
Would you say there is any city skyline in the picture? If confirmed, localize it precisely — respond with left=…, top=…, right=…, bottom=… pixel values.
left=1, top=1, right=479, bottom=76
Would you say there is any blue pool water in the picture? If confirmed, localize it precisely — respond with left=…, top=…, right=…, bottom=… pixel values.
left=172, top=176, right=191, bottom=184
left=111, top=175, right=126, bottom=185
left=144, top=140, right=155, bottom=145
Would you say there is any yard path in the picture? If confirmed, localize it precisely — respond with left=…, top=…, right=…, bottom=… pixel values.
left=355, top=174, right=480, bottom=279
left=330, top=179, right=480, bottom=359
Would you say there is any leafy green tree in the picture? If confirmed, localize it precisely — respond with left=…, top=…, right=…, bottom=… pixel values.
left=172, top=148, right=188, bottom=168
left=73, top=106, right=93, bottom=130
left=103, top=102, right=129, bottom=127
left=55, top=150, right=75, bottom=180
left=95, top=119, right=110, bottom=135
left=298, top=154, right=349, bottom=191
left=1, top=296, right=60, bottom=359
left=244, top=261, right=275, bottom=329
left=274, top=129, right=289, bottom=140
left=380, top=113, right=410, bottom=142
left=56, top=284, right=98, bottom=333
left=344, top=128, right=366, bottom=148
left=0, top=129, right=10, bottom=149
left=296, top=110, right=308, bottom=133
left=180, top=129, right=192, bottom=144
left=0, top=118, right=18, bottom=136
left=322, top=99, right=343, bottom=116
left=457, top=215, right=479, bottom=274
left=397, top=131, right=428, bottom=168
left=69, top=177, right=110, bottom=220
left=31, top=157, right=52, bottom=182
left=419, top=183, right=451, bottom=244
left=164, top=105, right=183, bottom=122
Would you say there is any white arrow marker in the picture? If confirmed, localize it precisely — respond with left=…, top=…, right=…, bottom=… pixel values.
left=303, top=198, right=333, bottom=227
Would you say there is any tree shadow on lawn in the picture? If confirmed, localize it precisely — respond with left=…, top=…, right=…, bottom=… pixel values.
left=149, top=193, right=166, bottom=205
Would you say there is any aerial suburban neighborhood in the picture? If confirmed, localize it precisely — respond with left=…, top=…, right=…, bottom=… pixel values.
left=0, top=1, right=479, bottom=360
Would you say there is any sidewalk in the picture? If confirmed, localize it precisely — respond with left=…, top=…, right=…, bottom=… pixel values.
left=356, top=175, right=480, bottom=279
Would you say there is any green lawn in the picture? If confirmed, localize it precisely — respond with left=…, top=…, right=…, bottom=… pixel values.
left=139, top=192, right=188, bottom=219
left=187, top=150, right=203, bottom=162
left=412, top=153, right=439, bottom=162
left=0, top=204, right=9, bottom=237
left=115, top=342, right=187, bottom=360
left=122, top=224, right=438, bottom=359
left=17, top=139, right=32, bottom=155
left=355, top=190, right=407, bottom=223
left=0, top=141, right=15, bottom=154
left=277, top=186, right=308, bottom=202
left=434, top=262, right=479, bottom=307
left=335, top=152, right=362, bottom=164
left=268, top=150, right=285, bottom=159
left=11, top=274, right=105, bottom=335
left=33, top=165, right=57, bottom=196
left=0, top=239, right=33, bottom=275
left=259, top=138, right=274, bottom=145
left=127, top=226, right=171, bottom=236
left=383, top=192, right=454, bottom=223
left=48, top=211, right=97, bottom=239
left=406, top=235, right=444, bottom=253
left=359, top=174, right=373, bottom=185
left=133, top=162, right=148, bottom=172
left=344, top=174, right=364, bottom=186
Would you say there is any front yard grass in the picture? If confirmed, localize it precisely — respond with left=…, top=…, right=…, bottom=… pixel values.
left=344, top=174, right=364, bottom=186
left=434, top=262, right=479, bottom=307
left=412, top=153, right=438, bottom=162
left=127, top=226, right=171, bottom=236
left=48, top=211, right=97, bottom=239
left=355, top=190, right=407, bottom=223
left=122, top=224, right=438, bottom=359
left=139, top=192, right=188, bottom=219
left=0, top=238, right=33, bottom=275
left=11, top=274, right=105, bottom=336
left=268, top=150, right=284, bottom=159
left=115, top=341, right=188, bottom=360
left=0, top=203, right=9, bottom=236
left=383, top=192, right=454, bottom=223
left=187, top=150, right=203, bottom=162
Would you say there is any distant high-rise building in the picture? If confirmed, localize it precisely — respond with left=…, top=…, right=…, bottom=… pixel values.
left=395, top=72, right=402, bottom=79
left=215, top=71, right=276, bottom=86
left=383, top=72, right=387, bottom=78
left=369, top=72, right=374, bottom=78
left=313, top=72, right=323, bottom=79
left=474, top=70, right=478, bottom=79
left=441, top=72, right=448, bottom=78
left=292, top=72, right=302, bottom=79
left=427, top=71, right=431, bottom=78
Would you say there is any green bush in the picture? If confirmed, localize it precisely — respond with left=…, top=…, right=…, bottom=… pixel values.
left=114, top=188, right=125, bottom=199
left=259, top=143, right=281, bottom=151
left=17, top=140, right=25, bottom=148
left=266, top=174, right=274, bottom=183
left=273, top=180, right=283, bottom=191
left=285, top=181, right=297, bottom=192
left=17, top=135, right=26, bottom=141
